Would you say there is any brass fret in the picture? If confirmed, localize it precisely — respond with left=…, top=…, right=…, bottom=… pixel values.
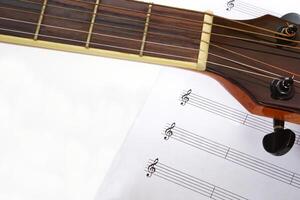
left=197, top=12, right=214, bottom=70
left=86, top=0, right=101, bottom=48
left=0, top=34, right=200, bottom=71
left=139, top=3, right=153, bottom=57
left=34, top=0, right=48, bottom=40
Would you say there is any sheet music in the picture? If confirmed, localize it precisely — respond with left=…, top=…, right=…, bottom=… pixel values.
left=96, top=68, right=300, bottom=200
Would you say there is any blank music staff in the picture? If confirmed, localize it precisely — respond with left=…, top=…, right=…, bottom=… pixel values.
left=163, top=123, right=300, bottom=189
left=179, top=89, right=300, bottom=145
left=146, top=158, right=249, bottom=200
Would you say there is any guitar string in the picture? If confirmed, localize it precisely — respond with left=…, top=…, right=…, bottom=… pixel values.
left=0, top=17, right=297, bottom=81
left=1, top=24, right=300, bottom=85
left=19, top=0, right=203, bottom=25
left=17, top=0, right=293, bottom=38
left=1, top=17, right=300, bottom=86
left=211, top=43, right=300, bottom=78
left=0, top=6, right=202, bottom=40
left=2, top=7, right=300, bottom=80
left=2, top=3, right=300, bottom=46
left=0, top=25, right=281, bottom=81
left=0, top=16, right=200, bottom=52
left=1, top=9, right=300, bottom=82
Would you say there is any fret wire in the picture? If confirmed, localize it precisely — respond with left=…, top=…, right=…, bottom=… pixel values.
left=0, top=17, right=198, bottom=54
left=71, top=0, right=202, bottom=16
left=6, top=0, right=298, bottom=47
left=18, top=0, right=299, bottom=46
left=18, top=0, right=203, bottom=26
left=0, top=25, right=293, bottom=82
left=55, top=0, right=204, bottom=25
left=0, top=27, right=198, bottom=62
left=86, top=0, right=101, bottom=48
left=34, top=0, right=48, bottom=40
left=0, top=5, right=203, bottom=39
left=18, top=0, right=148, bottom=25
left=3, top=2, right=300, bottom=46
left=140, top=3, right=153, bottom=57
left=3, top=25, right=298, bottom=84
left=0, top=16, right=200, bottom=52
left=16, top=0, right=292, bottom=39
left=1, top=25, right=299, bottom=84
left=1, top=20, right=300, bottom=83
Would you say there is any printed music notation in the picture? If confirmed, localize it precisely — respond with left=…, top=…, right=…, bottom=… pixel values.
left=226, top=0, right=235, bottom=11
left=146, top=158, right=249, bottom=200
left=180, top=90, right=300, bottom=145
left=162, top=123, right=300, bottom=189
left=97, top=69, right=300, bottom=200
left=225, top=0, right=280, bottom=17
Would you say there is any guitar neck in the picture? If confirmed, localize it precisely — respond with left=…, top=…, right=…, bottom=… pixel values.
left=0, top=0, right=212, bottom=71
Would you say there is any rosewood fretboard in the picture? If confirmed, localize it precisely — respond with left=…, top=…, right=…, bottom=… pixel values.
left=0, top=0, right=205, bottom=67
left=1, top=0, right=300, bottom=123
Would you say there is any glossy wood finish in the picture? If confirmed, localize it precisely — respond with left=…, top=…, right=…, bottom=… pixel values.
left=0, top=0, right=203, bottom=57
left=207, top=15, right=300, bottom=119
left=0, top=0, right=299, bottom=124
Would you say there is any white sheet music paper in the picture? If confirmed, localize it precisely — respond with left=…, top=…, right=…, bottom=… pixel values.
left=96, top=68, right=300, bottom=200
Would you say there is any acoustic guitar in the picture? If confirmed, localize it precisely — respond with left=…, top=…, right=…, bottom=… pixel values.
left=0, top=0, right=299, bottom=155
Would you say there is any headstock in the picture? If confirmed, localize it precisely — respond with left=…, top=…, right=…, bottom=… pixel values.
left=206, top=13, right=300, bottom=155
left=206, top=13, right=300, bottom=124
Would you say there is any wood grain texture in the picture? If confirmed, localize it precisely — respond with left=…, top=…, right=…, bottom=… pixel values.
left=207, top=15, right=300, bottom=121
left=0, top=0, right=299, bottom=123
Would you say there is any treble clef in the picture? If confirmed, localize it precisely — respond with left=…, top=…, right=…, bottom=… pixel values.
left=164, top=123, right=176, bottom=140
left=226, top=0, right=235, bottom=11
left=146, top=158, right=159, bottom=177
left=181, top=89, right=192, bottom=106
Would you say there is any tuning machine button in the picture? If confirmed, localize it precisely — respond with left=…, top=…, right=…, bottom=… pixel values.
left=276, top=13, right=299, bottom=45
left=263, top=119, right=295, bottom=156
left=270, top=76, right=295, bottom=100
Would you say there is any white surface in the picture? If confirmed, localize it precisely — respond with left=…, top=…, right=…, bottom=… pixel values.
left=97, top=68, right=300, bottom=200
left=0, top=0, right=299, bottom=200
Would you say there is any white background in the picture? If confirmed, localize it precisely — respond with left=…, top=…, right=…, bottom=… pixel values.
left=0, top=0, right=298, bottom=200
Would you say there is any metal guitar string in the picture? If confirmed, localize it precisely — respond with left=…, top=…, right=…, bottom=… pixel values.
left=1, top=23, right=299, bottom=86
left=1, top=25, right=299, bottom=86
left=1, top=3, right=300, bottom=84
left=3, top=4, right=300, bottom=48
left=2, top=2, right=300, bottom=44
left=2, top=6, right=300, bottom=80
left=210, top=43, right=300, bottom=78
left=17, top=0, right=292, bottom=38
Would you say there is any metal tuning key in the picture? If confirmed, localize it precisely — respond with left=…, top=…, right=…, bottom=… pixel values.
left=270, top=77, right=295, bottom=100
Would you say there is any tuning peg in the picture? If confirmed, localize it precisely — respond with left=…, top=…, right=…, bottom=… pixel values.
left=270, top=76, right=295, bottom=100
left=263, top=119, right=295, bottom=156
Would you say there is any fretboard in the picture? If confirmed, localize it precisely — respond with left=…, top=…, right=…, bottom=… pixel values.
left=0, top=0, right=209, bottom=71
